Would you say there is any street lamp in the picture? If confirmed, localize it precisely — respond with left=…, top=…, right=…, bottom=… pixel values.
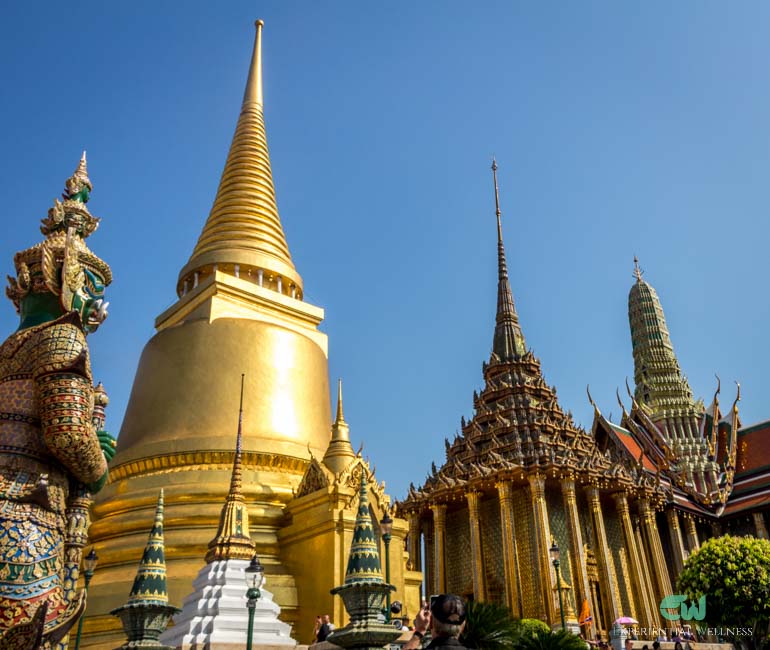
left=380, top=511, right=393, bottom=622
left=74, top=548, right=99, bottom=650
left=550, top=540, right=566, bottom=631
left=245, top=553, right=265, bottom=650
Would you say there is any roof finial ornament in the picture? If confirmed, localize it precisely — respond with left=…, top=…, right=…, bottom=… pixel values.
left=633, top=256, right=643, bottom=282
left=492, top=157, right=503, bottom=243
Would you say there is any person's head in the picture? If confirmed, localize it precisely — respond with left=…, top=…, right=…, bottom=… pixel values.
left=626, top=639, right=634, bottom=650
left=675, top=643, right=683, bottom=650
left=652, top=642, right=660, bottom=650
left=430, top=594, right=466, bottom=639
left=316, top=615, right=322, bottom=622
left=323, top=614, right=331, bottom=624
left=642, top=645, right=649, bottom=650
left=596, top=635, right=602, bottom=641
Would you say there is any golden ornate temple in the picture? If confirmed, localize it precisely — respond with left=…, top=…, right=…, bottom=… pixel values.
left=80, top=22, right=420, bottom=648
left=399, top=160, right=770, bottom=633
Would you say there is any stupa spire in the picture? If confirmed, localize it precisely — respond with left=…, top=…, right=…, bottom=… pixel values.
left=178, top=19, right=303, bottom=299
left=490, top=159, right=526, bottom=361
left=126, top=490, right=169, bottom=606
left=343, top=471, right=383, bottom=584
left=322, top=378, right=356, bottom=474
left=205, top=374, right=256, bottom=562
left=628, top=261, right=695, bottom=419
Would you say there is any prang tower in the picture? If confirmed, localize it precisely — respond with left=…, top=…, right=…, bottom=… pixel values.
left=84, top=21, right=332, bottom=647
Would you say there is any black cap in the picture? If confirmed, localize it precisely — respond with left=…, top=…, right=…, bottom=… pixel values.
left=430, top=594, right=466, bottom=625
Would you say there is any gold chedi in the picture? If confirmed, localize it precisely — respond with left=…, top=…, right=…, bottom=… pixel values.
left=82, top=21, right=331, bottom=648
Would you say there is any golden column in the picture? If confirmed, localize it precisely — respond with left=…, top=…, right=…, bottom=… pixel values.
left=431, top=503, right=447, bottom=593
left=665, top=509, right=687, bottom=575
left=683, top=516, right=699, bottom=552
left=585, top=486, right=620, bottom=622
left=528, top=473, right=555, bottom=622
left=561, top=478, right=591, bottom=617
left=753, top=512, right=769, bottom=540
left=633, top=517, right=658, bottom=624
left=638, top=498, right=673, bottom=607
left=614, top=492, right=656, bottom=627
left=407, top=512, right=422, bottom=571
left=496, top=481, right=522, bottom=617
left=466, top=491, right=487, bottom=601
left=424, top=519, right=435, bottom=595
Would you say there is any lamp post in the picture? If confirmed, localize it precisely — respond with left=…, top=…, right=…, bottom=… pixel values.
left=73, top=548, right=99, bottom=650
left=550, top=540, right=566, bottom=631
left=245, top=553, right=265, bottom=650
left=380, top=511, right=393, bottom=622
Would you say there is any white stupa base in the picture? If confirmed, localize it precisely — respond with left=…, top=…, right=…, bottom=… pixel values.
left=159, top=558, right=296, bottom=649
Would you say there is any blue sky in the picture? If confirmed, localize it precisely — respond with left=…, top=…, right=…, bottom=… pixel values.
left=2, top=2, right=769, bottom=500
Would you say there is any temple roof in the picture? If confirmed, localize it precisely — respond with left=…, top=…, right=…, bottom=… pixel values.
left=322, top=379, right=357, bottom=474
left=177, top=20, right=303, bottom=298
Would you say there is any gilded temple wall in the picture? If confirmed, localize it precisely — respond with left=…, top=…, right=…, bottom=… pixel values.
left=480, top=496, right=505, bottom=604
left=546, top=487, right=576, bottom=614
left=446, top=508, right=472, bottom=597
left=605, top=507, right=633, bottom=617
left=512, top=486, right=540, bottom=618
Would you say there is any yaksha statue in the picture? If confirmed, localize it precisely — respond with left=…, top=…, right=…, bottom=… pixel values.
left=0, top=153, right=116, bottom=649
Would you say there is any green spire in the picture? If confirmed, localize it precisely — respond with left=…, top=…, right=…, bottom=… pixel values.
left=126, top=489, right=169, bottom=606
left=628, top=258, right=695, bottom=418
left=344, top=471, right=383, bottom=585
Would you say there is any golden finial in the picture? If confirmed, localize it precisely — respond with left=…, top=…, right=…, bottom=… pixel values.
left=335, top=378, right=345, bottom=424
left=243, top=19, right=264, bottom=107
left=633, top=256, right=643, bottom=282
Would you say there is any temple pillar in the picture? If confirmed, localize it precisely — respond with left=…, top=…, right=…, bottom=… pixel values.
left=585, top=486, right=620, bottom=622
left=683, top=515, right=699, bottom=552
left=423, top=519, right=435, bottom=595
left=638, top=498, right=673, bottom=607
left=496, top=480, right=522, bottom=617
left=561, top=478, right=591, bottom=617
left=407, top=512, right=422, bottom=571
left=614, top=492, right=656, bottom=627
left=633, top=517, right=658, bottom=626
left=753, top=512, right=769, bottom=540
left=665, top=509, right=687, bottom=575
left=466, top=491, right=487, bottom=601
left=431, top=503, right=447, bottom=593
left=528, top=473, right=554, bottom=622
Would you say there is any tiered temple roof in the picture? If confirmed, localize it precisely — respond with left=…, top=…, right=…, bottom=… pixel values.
left=404, top=163, right=662, bottom=507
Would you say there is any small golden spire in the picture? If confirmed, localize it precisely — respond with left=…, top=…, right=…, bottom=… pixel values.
left=322, top=377, right=356, bottom=474
left=633, top=256, right=643, bottom=282
left=335, top=378, right=345, bottom=424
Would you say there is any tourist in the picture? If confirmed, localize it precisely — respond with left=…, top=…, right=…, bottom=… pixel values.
left=312, top=615, right=322, bottom=643
left=625, top=638, right=634, bottom=650
left=674, top=642, right=684, bottom=650
left=404, top=594, right=469, bottom=649
left=316, top=614, right=333, bottom=643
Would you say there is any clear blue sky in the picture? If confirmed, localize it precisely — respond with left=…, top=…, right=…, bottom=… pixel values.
left=2, top=2, right=769, bottom=500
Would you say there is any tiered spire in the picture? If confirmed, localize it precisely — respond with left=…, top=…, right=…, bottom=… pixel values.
left=177, top=20, right=303, bottom=298
left=205, top=374, right=256, bottom=562
left=343, top=472, right=383, bottom=584
left=126, top=490, right=170, bottom=606
left=628, top=258, right=696, bottom=419
left=322, top=379, right=357, bottom=474
left=490, top=159, right=526, bottom=361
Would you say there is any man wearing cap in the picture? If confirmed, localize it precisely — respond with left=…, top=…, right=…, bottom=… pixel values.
left=404, top=595, right=469, bottom=649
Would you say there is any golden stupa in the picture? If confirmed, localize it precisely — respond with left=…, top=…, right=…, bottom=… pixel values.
left=82, top=21, right=336, bottom=647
